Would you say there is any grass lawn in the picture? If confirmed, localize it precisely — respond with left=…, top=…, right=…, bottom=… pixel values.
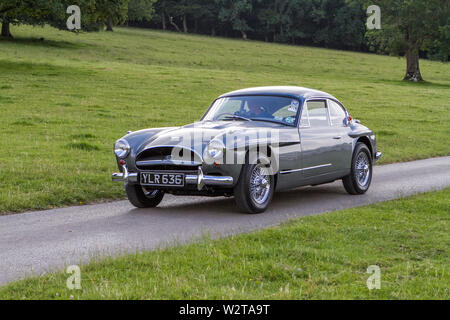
left=1, top=189, right=448, bottom=299
left=0, top=25, right=449, bottom=214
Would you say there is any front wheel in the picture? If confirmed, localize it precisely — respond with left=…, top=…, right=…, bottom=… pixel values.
left=234, top=160, right=275, bottom=214
left=342, top=143, right=373, bottom=195
left=125, top=183, right=164, bottom=208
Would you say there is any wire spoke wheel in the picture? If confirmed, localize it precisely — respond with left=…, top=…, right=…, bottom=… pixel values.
left=249, top=164, right=271, bottom=205
left=234, top=155, right=275, bottom=214
left=355, top=152, right=370, bottom=188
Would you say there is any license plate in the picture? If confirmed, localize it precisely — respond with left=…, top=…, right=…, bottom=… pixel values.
left=140, top=172, right=185, bottom=187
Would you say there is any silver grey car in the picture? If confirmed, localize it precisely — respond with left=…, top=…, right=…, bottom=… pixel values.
left=112, top=86, right=381, bottom=213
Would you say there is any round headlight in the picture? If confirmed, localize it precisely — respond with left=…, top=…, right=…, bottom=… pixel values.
left=205, top=140, right=225, bottom=160
left=114, top=139, right=130, bottom=159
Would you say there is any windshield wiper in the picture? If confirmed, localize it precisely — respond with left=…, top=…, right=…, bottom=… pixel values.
left=250, top=118, right=289, bottom=125
left=221, top=114, right=252, bottom=122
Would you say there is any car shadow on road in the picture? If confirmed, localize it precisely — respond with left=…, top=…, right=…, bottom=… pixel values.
left=126, top=182, right=348, bottom=218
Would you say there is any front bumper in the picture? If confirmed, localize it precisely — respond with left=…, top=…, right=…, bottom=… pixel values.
left=112, top=165, right=233, bottom=191
left=375, top=152, right=382, bottom=161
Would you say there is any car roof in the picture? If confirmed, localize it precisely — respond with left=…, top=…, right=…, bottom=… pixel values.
left=219, top=86, right=337, bottom=101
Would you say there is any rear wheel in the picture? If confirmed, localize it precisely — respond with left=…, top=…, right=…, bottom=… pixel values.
left=125, top=183, right=164, bottom=208
left=234, top=158, right=275, bottom=214
left=342, top=143, right=372, bottom=195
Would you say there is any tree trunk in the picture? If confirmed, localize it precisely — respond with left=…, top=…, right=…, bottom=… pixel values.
left=162, top=13, right=166, bottom=30
left=211, top=27, right=216, bottom=36
left=182, top=14, right=188, bottom=33
left=1, top=22, right=12, bottom=38
left=404, top=48, right=423, bottom=82
left=162, top=0, right=167, bottom=30
left=169, top=16, right=181, bottom=32
left=106, top=18, right=113, bottom=31
left=240, top=30, right=247, bottom=40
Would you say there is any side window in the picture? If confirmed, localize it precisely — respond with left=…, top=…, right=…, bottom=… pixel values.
left=328, top=100, right=346, bottom=126
left=306, top=100, right=329, bottom=127
left=299, top=103, right=310, bottom=127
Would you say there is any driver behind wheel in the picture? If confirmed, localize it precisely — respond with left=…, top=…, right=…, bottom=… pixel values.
left=241, top=100, right=273, bottom=119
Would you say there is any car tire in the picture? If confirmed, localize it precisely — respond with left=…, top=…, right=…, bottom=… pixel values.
left=342, top=143, right=373, bottom=195
left=125, top=183, right=165, bottom=208
left=234, top=157, right=275, bottom=214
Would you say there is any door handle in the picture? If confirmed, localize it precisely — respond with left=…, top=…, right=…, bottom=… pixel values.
left=333, top=136, right=342, bottom=140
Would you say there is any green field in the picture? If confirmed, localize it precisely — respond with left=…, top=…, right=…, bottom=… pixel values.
left=1, top=189, right=448, bottom=299
left=1, top=25, right=449, bottom=214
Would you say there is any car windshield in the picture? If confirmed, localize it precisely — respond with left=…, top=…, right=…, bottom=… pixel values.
left=202, top=96, right=300, bottom=126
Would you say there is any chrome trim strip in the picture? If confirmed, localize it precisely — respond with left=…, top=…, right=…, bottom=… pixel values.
left=280, top=163, right=332, bottom=174
left=112, top=166, right=233, bottom=189
left=136, top=159, right=202, bottom=167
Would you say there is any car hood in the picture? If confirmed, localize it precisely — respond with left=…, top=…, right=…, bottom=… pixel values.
left=137, top=120, right=283, bottom=154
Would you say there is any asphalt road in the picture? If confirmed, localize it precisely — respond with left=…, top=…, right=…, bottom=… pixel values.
left=0, top=157, right=449, bottom=285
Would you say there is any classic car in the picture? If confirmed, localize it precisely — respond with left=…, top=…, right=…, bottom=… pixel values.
left=112, top=86, right=381, bottom=213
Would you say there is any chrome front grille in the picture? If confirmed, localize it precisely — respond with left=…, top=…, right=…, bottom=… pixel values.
left=135, top=146, right=202, bottom=171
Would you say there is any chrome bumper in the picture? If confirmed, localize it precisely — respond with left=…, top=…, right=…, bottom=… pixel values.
left=112, top=165, right=233, bottom=191
left=375, top=152, right=382, bottom=161
left=112, top=165, right=138, bottom=183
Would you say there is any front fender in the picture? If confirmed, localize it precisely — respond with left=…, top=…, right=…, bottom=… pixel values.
left=115, top=127, right=179, bottom=171
left=347, top=123, right=379, bottom=161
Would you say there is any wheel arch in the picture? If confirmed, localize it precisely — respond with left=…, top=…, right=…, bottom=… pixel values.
left=355, top=136, right=373, bottom=159
left=240, top=144, right=279, bottom=189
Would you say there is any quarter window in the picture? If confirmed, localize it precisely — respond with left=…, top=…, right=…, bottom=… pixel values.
left=299, top=103, right=310, bottom=127
left=328, top=100, right=346, bottom=126
left=305, top=100, right=329, bottom=127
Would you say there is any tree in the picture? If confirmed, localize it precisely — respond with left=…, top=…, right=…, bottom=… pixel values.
left=216, top=0, right=255, bottom=39
left=162, top=0, right=182, bottom=32
left=306, top=0, right=366, bottom=50
left=93, top=0, right=130, bottom=31
left=0, top=0, right=52, bottom=38
left=423, top=16, right=450, bottom=61
left=0, top=0, right=97, bottom=37
left=255, top=0, right=303, bottom=43
left=0, top=1, right=16, bottom=37
left=171, top=0, right=200, bottom=33
left=128, top=0, right=156, bottom=23
left=192, top=0, right=219, bottom=34
left=365, top=0, right=450, bottom=82
left=158, top=0, right=200, bottom=33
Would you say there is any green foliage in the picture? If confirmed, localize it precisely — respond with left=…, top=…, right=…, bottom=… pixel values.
left=0, top=1, right=99, bottom=34
left=148, top=0, right=366, bottom=50
left=48, top=1, right=101, bottom=32
left=423, top=17, right=450, bottom=62
left=0, top=0, right=58, bottom=26
left=365, top=0, right=449, bottom=60
left=216, top=0, right=255, bottom=38
left=0, top=0, right=131, bottom=34
left=1, top=0, right=449, bottom=59
left=93, top=0, right=130, bottom=30
left=128, top=0, right=156, bottom=22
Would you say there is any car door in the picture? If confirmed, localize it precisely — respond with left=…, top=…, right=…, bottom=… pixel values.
left=272, top=101, right=303, bottom=190
left=298, top=99, right=337, bottom=178
left=327, top=99, right=353, bottom=172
